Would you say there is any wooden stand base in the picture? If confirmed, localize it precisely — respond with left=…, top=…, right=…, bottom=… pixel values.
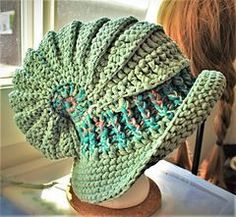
left=67, top=179, right=162, bottom=217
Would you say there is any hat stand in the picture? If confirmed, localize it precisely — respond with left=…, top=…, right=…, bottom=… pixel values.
left=66, top=178, right=162, bottom=217
left=192, top=121, right=206, bottom=175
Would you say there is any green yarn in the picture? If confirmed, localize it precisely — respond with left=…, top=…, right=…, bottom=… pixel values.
left=9, top=16, right=226, bottom=204
left=66, top=69, right=192, bottom=157
left=72, top=70, right=226, bottom=203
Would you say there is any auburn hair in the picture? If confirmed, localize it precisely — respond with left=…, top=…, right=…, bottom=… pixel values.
left=157, top=0, right=236, bottom=187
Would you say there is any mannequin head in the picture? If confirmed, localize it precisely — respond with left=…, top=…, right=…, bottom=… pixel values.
left=98, top=175, right=150, bottom=209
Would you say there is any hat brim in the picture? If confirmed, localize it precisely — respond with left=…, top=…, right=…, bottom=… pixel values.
left=72, top=70, right=225, bottom=203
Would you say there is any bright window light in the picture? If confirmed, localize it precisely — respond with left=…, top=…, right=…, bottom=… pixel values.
left=40, top=175, right=71, bottom=210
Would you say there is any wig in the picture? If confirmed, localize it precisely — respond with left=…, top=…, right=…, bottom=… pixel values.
left=157, top=0, right=236, bottom=188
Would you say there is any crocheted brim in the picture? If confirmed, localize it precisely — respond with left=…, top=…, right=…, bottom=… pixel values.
left=71, top=70, right=225, bottom=203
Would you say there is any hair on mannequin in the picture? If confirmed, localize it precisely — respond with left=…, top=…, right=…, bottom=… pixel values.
left=157, top=0, right=236, bottom=188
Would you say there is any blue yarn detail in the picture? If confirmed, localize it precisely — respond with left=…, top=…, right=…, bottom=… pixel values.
left=80, top=120, right=89, bottom=154
left=99, top=115, right=110, bottom=153
left=51, top=84, right=88, bottom=119
left=85, top=115, right=97, bottom=153
left=120, top=106, right=142, bottom=142
left=72, top=69, right=194, bottom=156
left=106, top=110, right=126, bottom=149
left=134, top=95, right=159, bottom=130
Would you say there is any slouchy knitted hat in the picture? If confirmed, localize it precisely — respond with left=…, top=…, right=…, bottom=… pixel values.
left=9, top=17, right=225, bottom=203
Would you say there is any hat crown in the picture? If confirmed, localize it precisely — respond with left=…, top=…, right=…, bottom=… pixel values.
left=10, top=16, right=189, bottom=159
left=37, top=16, right=189, bottom=114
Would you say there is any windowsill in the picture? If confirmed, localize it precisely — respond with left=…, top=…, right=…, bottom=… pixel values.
left=1, top=157, right=73, bottom=180
left=0, top=64, right=18, bottom=77
left=0, top=64, right=18, bottom=89
left=1, top=160, right=235, bottom=216
left=1, top=157, right=74, bottom=216
left=0, top=78, right=13, bottom=89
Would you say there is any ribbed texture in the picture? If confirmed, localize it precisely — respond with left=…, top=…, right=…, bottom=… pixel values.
left=9, top=16, right=226, bottom=204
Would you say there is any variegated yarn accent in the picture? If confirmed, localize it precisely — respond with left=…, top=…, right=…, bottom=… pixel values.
left=68, top=68, right=193, bottom=158
left=9, top=16, right=226, bottom=204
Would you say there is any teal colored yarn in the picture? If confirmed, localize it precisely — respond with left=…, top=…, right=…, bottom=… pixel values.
left=9, top=16, right=191, bottom=159
left=9, top=16, right=226, bottom=204
left=71, top=69, right=193, bottom=157
left=51, top=84, right=87, bottom=118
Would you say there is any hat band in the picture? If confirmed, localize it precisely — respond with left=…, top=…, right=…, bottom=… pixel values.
left=50, top=68, right=194, bottom=159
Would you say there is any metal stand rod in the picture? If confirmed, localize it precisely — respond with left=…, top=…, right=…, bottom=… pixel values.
left=192, top=121, right=205, bottom=175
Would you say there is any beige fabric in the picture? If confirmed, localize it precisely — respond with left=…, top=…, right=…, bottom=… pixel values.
left=99, top=175, right=150, bottom=209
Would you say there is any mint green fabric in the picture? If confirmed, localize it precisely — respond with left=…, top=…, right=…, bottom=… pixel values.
left=9, top=17, right=226, bottom=204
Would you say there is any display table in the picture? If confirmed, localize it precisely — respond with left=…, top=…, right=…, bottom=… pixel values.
left=1, top=160, right=235, bottom=216
left=145, top=160, right=235, bottom=216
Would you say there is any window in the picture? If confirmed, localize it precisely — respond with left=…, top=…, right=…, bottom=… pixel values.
left=55, top=0, right=149, bottom=30
left=0, top=0, right=21, bottom=87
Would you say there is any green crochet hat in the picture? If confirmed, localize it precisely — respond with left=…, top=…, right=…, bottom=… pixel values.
left=9, top=17, right=225, bottom=204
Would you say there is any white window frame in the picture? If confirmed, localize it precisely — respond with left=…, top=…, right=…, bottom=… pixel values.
left=0, top=0, right=50, bottom=88
left=21, top=0, right=55, bottom=56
